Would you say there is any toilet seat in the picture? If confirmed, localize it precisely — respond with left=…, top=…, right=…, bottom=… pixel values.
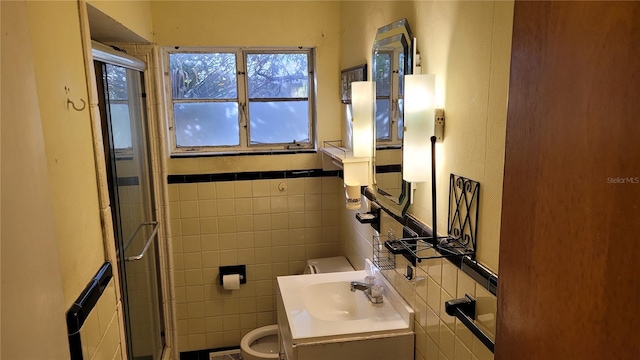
left=242, top=257, right=353, bottom=359
left=304, top=256, right=353, bottom=274
left=240, top=324, right=279, bottom=360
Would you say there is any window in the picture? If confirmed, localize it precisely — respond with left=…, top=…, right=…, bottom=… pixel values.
left=374, top=51, right=403, bottom=147
left=104, top=64, right=133, bottom=156
left=166, top=48, right=316, bottom=154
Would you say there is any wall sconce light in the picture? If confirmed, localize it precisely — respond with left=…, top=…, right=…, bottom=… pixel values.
left=342, top=81, right=375, bottom=210
left=351, top=81, right=375, bottom=159
left=403, top=74, right=436, bottom=182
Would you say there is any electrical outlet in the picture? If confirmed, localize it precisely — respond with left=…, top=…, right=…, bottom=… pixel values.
left=435, top=108, right=445, bottom=141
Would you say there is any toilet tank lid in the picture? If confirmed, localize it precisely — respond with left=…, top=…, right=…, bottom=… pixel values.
left=305, top=256, right=354, bottom=274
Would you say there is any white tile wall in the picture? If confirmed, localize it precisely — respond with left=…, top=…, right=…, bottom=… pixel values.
left=340, top=206, right=497, bottom=360
left=80, top=282, right=123, bottom=360
left=169, top=177, right=343, bottom=352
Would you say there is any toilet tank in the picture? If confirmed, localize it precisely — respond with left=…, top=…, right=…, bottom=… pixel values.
left=304, top=256, right=353, bottom=274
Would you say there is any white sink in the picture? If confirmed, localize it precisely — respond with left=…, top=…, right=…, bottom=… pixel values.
left=302, top=281, right=371, bottom=321
left=277, top=259, right=414, bottom=342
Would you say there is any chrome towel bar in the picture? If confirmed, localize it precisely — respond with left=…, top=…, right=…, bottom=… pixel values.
left=125, top=221, right=160, bottom=261
left=445, top=294, right=495, bottom=353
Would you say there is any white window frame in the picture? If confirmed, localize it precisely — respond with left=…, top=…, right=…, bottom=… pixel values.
left=163, top=46, right=317, bottom=155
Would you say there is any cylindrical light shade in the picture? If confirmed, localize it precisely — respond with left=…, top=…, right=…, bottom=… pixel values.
left=351, top=81, right=375, bottom=158
left=403, top=74, right=436, bottom=182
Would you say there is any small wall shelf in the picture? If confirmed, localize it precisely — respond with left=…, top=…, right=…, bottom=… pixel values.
left=373, top=235, right=396, bottom=271
left=391, top=235, right=475, bottom=266
left=320, top=141, right=369, bottom=168
left=320, top=141, right=371, bottom=186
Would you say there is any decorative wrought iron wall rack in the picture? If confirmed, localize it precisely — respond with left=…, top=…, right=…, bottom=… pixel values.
left=381, top=173, right=480, bottom=266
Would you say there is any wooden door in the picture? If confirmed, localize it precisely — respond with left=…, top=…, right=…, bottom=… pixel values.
left=496, top=1, right=640, bottom=359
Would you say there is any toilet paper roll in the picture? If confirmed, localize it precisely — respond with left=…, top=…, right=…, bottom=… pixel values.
left=222, top=274, right=241, bottom=290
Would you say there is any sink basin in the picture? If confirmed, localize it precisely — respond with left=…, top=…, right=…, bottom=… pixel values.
left=302, top=281, right=372, bottom=321
left=277, top=260, right=414, bottom=342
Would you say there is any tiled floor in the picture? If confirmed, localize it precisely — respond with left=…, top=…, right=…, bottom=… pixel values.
left=208, top=349, right=242, bottom=360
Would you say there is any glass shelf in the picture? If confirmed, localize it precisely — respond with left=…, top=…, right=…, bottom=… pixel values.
left=373, top=235, right=395, bottom=270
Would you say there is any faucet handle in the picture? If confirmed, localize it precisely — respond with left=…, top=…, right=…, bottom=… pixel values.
left=370, top=284, right=383, bottom=298
left=365, top=275, right=375, bottom=286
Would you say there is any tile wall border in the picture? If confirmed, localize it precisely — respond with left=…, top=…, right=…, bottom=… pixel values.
left=363, top=187, right=498, bottom=296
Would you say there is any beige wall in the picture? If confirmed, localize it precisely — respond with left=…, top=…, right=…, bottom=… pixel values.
left=340, top=2, right=512, bottom=360
left=25, top=0, right=108, bottom=308
left=2, top=2, right=125, bottom=359
left=5, top=0, right=513, bottom=358
left=341, top=0, right=512, bottom=273
left=1, top=1, right=70, bottom=358
left=149, top=2, right=347, bottom=353
left=168, top=177, right=343, bottom=352
left=339, top=1, right=414, bottom=150
left=150, top=0, right=342, bottom=175
left=2, top=1, right=138, bottom=359
left=88, top=0, right=154, bottom=42
left=342, top=209, right=498, bottom=360
left=409, top=0, right=513, bottom=273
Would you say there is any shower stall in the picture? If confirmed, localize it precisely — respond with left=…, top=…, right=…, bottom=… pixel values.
left=93, top=43, right=166, bottom=360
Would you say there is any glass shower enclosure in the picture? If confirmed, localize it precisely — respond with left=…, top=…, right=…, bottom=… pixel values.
left=93, top=43, right=165, bottom=360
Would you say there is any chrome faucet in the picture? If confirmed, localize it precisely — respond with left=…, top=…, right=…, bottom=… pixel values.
left=350, top=276, right=384, bottom=304
left=350, top=281, right=370, bottom=292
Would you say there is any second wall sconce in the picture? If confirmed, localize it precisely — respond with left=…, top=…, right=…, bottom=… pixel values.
left=403, top=74, right=436, bottom=182
left=351, top=81, right=375, bottom=159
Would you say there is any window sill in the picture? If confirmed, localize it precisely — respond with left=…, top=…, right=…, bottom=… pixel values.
left=169, top=148, right=317, bottom=158
left=376, top=144, right=402, bottom=150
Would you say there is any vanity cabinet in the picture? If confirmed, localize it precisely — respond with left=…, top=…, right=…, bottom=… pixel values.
left=277, top=290, right=413, bottom=360
left=276, top=264, right=414, bottom=360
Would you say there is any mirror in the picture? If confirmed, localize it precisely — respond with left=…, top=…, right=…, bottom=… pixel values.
left=372, top=18, right=414, bottom=217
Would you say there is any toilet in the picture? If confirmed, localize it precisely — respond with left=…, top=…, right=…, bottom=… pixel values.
left=303, top=256, right=354, bottom=274
left=240, top=324, right=279, bottom=360
left=240, top=256, right=354, bottom=359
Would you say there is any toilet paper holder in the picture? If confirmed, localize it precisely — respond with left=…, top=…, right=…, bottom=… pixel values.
left=219, top=265, right=247, bottom=285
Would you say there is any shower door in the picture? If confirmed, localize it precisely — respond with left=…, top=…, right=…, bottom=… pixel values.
left=94, top=54, right=165, bottom=360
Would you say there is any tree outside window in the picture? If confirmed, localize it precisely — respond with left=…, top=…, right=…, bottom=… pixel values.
left=167, top=48, right=316, bottom=154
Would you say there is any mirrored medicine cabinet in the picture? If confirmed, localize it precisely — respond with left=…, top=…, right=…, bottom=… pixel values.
left=371, top=18, right=414, bottom=217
